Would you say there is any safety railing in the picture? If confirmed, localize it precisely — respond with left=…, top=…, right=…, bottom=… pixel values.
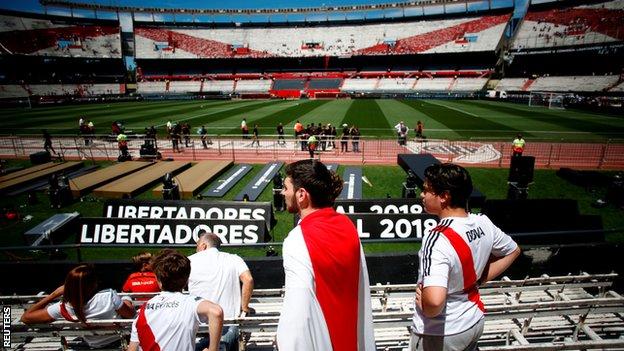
left=1, top=134, right=623, bottom=169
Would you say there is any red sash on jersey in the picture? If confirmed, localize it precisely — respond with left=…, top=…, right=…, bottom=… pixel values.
left=438, top=226, right=485, bottom=312
left=59, top=302, right=79, bottom=322
left=300, top=207, right=361, bottom=351
left=136, top=304, right=161, bottom=351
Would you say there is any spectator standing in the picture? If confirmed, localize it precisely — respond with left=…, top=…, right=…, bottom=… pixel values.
left=241, top=118, right=249, bottom=139
left=307, top=134, right=318, bottom=159
left=199, top=125, right=211, bottom=148
left=128, top=249, right=224, bottom=351
left=277, top=122, right=285, bottom=145
left=251, top=124, right=260, bottom=147
left=166, top=120, right=173, bottom=138
left=42, top=129, right=56, bottom=155
left=294, top=120, right=303, bottom=137
left=512, top=134, right=525, bottom=157
left=351, top=125, right=361, bottom=152
left=411, top=163, right=521, bottom=351
left=415, top=120, right=424, bottom=139
left=122, top=252, right=160, bottom=302
left=395, top=121, right=408, bottom=146
left=21, top=265, right=135, bottom=348
left=171, top=123, right=181, bottom=153
left=277, top=160, right=375, bottom=350
left=182, top=123, right=191, bottom=147
left=189, top=233, right=255, bottom=351
left=340, top=127, right=349, bottom=153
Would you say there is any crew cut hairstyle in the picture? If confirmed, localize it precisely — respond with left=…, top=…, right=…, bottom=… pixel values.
left=424, top=163, right=473, bottom=209
left=152, top=249, right=191, bottom=292
left=285, top=159, right=343, bottom=208
left=63, top=264, right=99, bottom=324
left=198, top=232, right=222, bottom=249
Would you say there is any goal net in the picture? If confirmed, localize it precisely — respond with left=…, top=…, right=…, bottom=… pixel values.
left=528, top=91, right=565, bottom=109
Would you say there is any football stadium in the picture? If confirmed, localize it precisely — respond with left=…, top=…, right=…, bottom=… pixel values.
left=0, top=0, right=623, bottom=348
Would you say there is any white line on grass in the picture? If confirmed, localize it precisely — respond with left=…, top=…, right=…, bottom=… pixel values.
left=142, top=101, right=268, bottom=128
left=425, top=100, right=480, bottom=117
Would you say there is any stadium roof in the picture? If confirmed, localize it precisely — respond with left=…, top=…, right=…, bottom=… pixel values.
left=40, top=0, right=486, bottom=14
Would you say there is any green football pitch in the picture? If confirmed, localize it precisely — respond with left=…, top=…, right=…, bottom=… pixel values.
left=1, top=99, right=623, bottom=141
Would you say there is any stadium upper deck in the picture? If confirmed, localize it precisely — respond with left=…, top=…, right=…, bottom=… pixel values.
left=134, top=13, right=510, bottom=59
left=512, top=0, right=624, bottom=50
left=0, top=11, right=122, bottom=58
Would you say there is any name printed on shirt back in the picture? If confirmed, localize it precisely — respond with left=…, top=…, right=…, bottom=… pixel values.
left=466, top=227, right=485, bottom=242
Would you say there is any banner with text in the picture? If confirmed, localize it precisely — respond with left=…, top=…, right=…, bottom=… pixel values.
left=103, top=199, right=275, bottom=231
left=335, top=198, right=425, bottom=215
left=346, top=213, right=438, bottom=241
left=79, top=217, right=267, bottom=245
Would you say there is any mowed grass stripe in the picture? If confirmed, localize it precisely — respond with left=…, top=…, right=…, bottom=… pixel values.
left=375, top=99, right=462, bottom=139
left=0, top=100, right=213, bottom=130
left=400, top=100, right=522, bottom=139
left=461, top=100, right=624, bottom=139
left=288, top=99, right=353, bottom=129
left=25, top=100, right=215, bottom=132
left=0, top=100, right=205, bottom=123
left=223, top=100, right=330, bottom=135
left=188, top=100, right=285, bottom=132
left=341, top=100, right=392, bottom=135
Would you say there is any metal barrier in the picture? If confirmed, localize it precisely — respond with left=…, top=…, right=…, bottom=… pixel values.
left=4, top=273, right=624, bottom=351
left=1, top=134, right=623, bottom=169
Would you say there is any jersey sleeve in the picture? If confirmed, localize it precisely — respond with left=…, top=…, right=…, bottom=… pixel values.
left=234, top=255, right=250, bottom=276
left=486, top=216, right=518, bottom=256
left=130, top=318, right=138, bottom=342
left=46, top=301, right=62, bottom=320
left=107, top=289, right=124, bottom=310
left=420, top=233, right=451, bottom=288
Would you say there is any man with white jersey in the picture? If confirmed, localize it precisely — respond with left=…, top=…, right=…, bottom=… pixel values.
left=412, top=163, right=521, bottom=351
left=128, top=249, right=223, bottom=351
left=277, top=159, right=375, bottom=350
left=189, top=232, right=255, bottom=351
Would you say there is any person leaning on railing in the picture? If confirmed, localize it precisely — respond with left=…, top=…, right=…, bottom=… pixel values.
left=20, top=264, right=135, bottom=348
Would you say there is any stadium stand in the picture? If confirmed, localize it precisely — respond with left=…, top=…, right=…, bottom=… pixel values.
left=24, top=83, right=122, bottom=97
left=528, top=75, right=619, bottom=92
left=137, top=81, right=167, bottom=94
left=6, top=273, right=624, bottom=350
left=494, top=77, right=530, bottom=91
left=341, top=78, right=379, bottom=92
left=511, top=0, right=624, bottom=50
left=611, top=80, right=624, bottom=92
left=376, top=78, right=417, bottom=91
left=92, top=161, right=190, bottom=198
left=202, top=80, right=235, bottom=93
left=453, top=77, right=488, bottom=91
left=234, top=79, right=272, bottom=93
left=0, top=13, right=122, bottom=58
left=168, top=80, right=202, bottom=93
left=152, top=160, right=232, bottom=199
left=134, top=13, right=510, bottom=59
left=0, top=85, right=29, bottom=98
left=413, top=77, right=454, bottom=91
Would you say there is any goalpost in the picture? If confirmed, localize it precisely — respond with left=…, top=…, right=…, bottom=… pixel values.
left=528, top=91, right=566, bottom=109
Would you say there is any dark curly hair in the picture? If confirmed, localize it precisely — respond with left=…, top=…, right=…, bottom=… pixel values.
left=285, top=159, right=343, bottom=208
